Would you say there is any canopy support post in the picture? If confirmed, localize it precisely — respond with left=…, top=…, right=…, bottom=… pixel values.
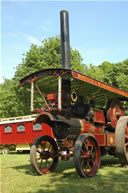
left=31, top=82, right=34, bottom=112
left=58, top=76, right=62, bottom=111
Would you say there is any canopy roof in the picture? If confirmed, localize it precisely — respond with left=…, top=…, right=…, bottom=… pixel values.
left=20, top=68, right=128, bottom=108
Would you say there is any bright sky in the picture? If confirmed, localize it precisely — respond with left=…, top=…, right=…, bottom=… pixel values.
left=1, top=0, right=128, bottom=83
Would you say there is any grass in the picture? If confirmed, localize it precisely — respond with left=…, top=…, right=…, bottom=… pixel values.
left=0, top=152, right=128, bottom=193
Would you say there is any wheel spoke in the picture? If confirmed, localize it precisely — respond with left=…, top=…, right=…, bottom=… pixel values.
left=46, top=159, right=52, bottom=168
left=40, top=159, right=43, bottom=168
left=89, top=144, right=94, bottom=153
left=81, top=155, right=87, bottom=158
left=36, top=157, right=41, bottom=161
left=45, top=159, right=48, bottom=168
left=85, top=160, right=90, bottom=171
left=81, top=148, right=84, bottom=153
left=83, top=141, right=88, bottom=150
left=88, top=163, right=91, bottom=170
left=37, top=149, right=41, bottom=153
left=81, top=158, right=85, bottom=166
left=91, top=145, right=94, bottom=152
left=91, top=159, right=95, bottom=166
left=41, top=141, right=46, bottom=150
left=44, top=141, right=47, bottom=149
left=48, top=144, right=51, bottom=151
left=81, top=147, right=88, bottom=158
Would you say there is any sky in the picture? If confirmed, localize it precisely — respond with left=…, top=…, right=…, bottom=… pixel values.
left=1, top=0, right=128, bottom=83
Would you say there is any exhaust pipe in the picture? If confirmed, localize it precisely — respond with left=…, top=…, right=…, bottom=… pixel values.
left=60, top=10, right=70, bottom=69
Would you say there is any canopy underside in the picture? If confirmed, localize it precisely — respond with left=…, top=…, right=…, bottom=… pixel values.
left=20, top=68, right=128, bottom=109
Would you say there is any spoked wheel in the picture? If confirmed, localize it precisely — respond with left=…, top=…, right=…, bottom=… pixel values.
left=30, top=135, right=58, bottom=175
left=115, top=116, right=128, bottom=164
left=74, top=133, right=100, bottom=178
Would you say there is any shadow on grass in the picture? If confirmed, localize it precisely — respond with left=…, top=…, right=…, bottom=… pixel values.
left=10, top=155, right=128, bottom=193
left=11, top=155, right=125, bottom=176
left=11, top=155, right=122, bottom=177
left=26, top=169, right=128, bottom=193
left=11, top=159, right=75, bottom=177
left=11, top=163, right=39, bottom=176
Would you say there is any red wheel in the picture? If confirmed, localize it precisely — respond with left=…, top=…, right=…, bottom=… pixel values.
left=74, top=133, right=100, bottom=177
left=30, top=135, right=58, bottom=175
left=107, top=99, right=124, bottom=129
left=115, top=116, right=128, bottom=164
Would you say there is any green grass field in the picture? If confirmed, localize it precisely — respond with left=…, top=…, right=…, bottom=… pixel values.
left=0, top=152, right=128, bottom=193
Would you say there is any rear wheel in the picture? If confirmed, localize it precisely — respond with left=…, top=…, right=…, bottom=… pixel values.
left=74, top=133, right=100, bottom=177
left=115, top=116, right=128, bottom=165
left=30, top=135, right=58, bottom=175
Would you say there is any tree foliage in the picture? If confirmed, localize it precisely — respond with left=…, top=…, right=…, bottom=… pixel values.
left=86, top=59, right=128, bottom=92
left=14, top=36, right=85, bottom=82
left=0, top=36, right=86, bottom=118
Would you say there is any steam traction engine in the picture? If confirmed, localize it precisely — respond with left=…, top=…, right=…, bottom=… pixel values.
left=20, top=11, right=128, bottom=177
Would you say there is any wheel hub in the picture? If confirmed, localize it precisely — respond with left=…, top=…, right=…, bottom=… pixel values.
left=40, top=150, right=50, bottom=159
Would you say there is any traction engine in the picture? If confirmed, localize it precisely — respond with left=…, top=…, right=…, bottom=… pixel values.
left=20, top=11, right=128, bottom=177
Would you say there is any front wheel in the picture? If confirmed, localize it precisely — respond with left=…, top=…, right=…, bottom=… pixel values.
left=74, top=133, right=100, bottom=177
left=30, top=135, right=59, bottom=175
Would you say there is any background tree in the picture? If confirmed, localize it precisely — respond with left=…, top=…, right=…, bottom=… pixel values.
left=0, top=79, right=27, bottom=117
left=0, top=36, right=86, bottom=118
left=14, top=36, right=86, bottom=81
left=86, top=59, right=128, bottom=92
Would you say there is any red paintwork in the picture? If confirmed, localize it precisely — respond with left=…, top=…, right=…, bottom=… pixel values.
left=107, top=133, right=115, bottom=146
left=94, top=109, right=106, bottom=124
left=94, top=133, right=106, bottom=146
left=82, top=122, right=104, bottom=133
left=47, top=93, right=56, bottom=101
left=81, top=122, right=106, bottom=146
left=0, top=121, right=54, bottom=145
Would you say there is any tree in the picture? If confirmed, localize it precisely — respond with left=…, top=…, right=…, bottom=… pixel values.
left=99, top=59, right=128, bottom=92
left=85, top=64, right=105, bottom=82
left=14, top=36, right=86, bottom=81
left=1, top=36, right=86, bottom=118
left=85, top=59, right=128, bottom=92
left=0, top=79, right=28, bottom=118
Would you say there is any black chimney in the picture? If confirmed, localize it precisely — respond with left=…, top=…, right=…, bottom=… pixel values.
left=60, top=10, right=70, bottom=69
